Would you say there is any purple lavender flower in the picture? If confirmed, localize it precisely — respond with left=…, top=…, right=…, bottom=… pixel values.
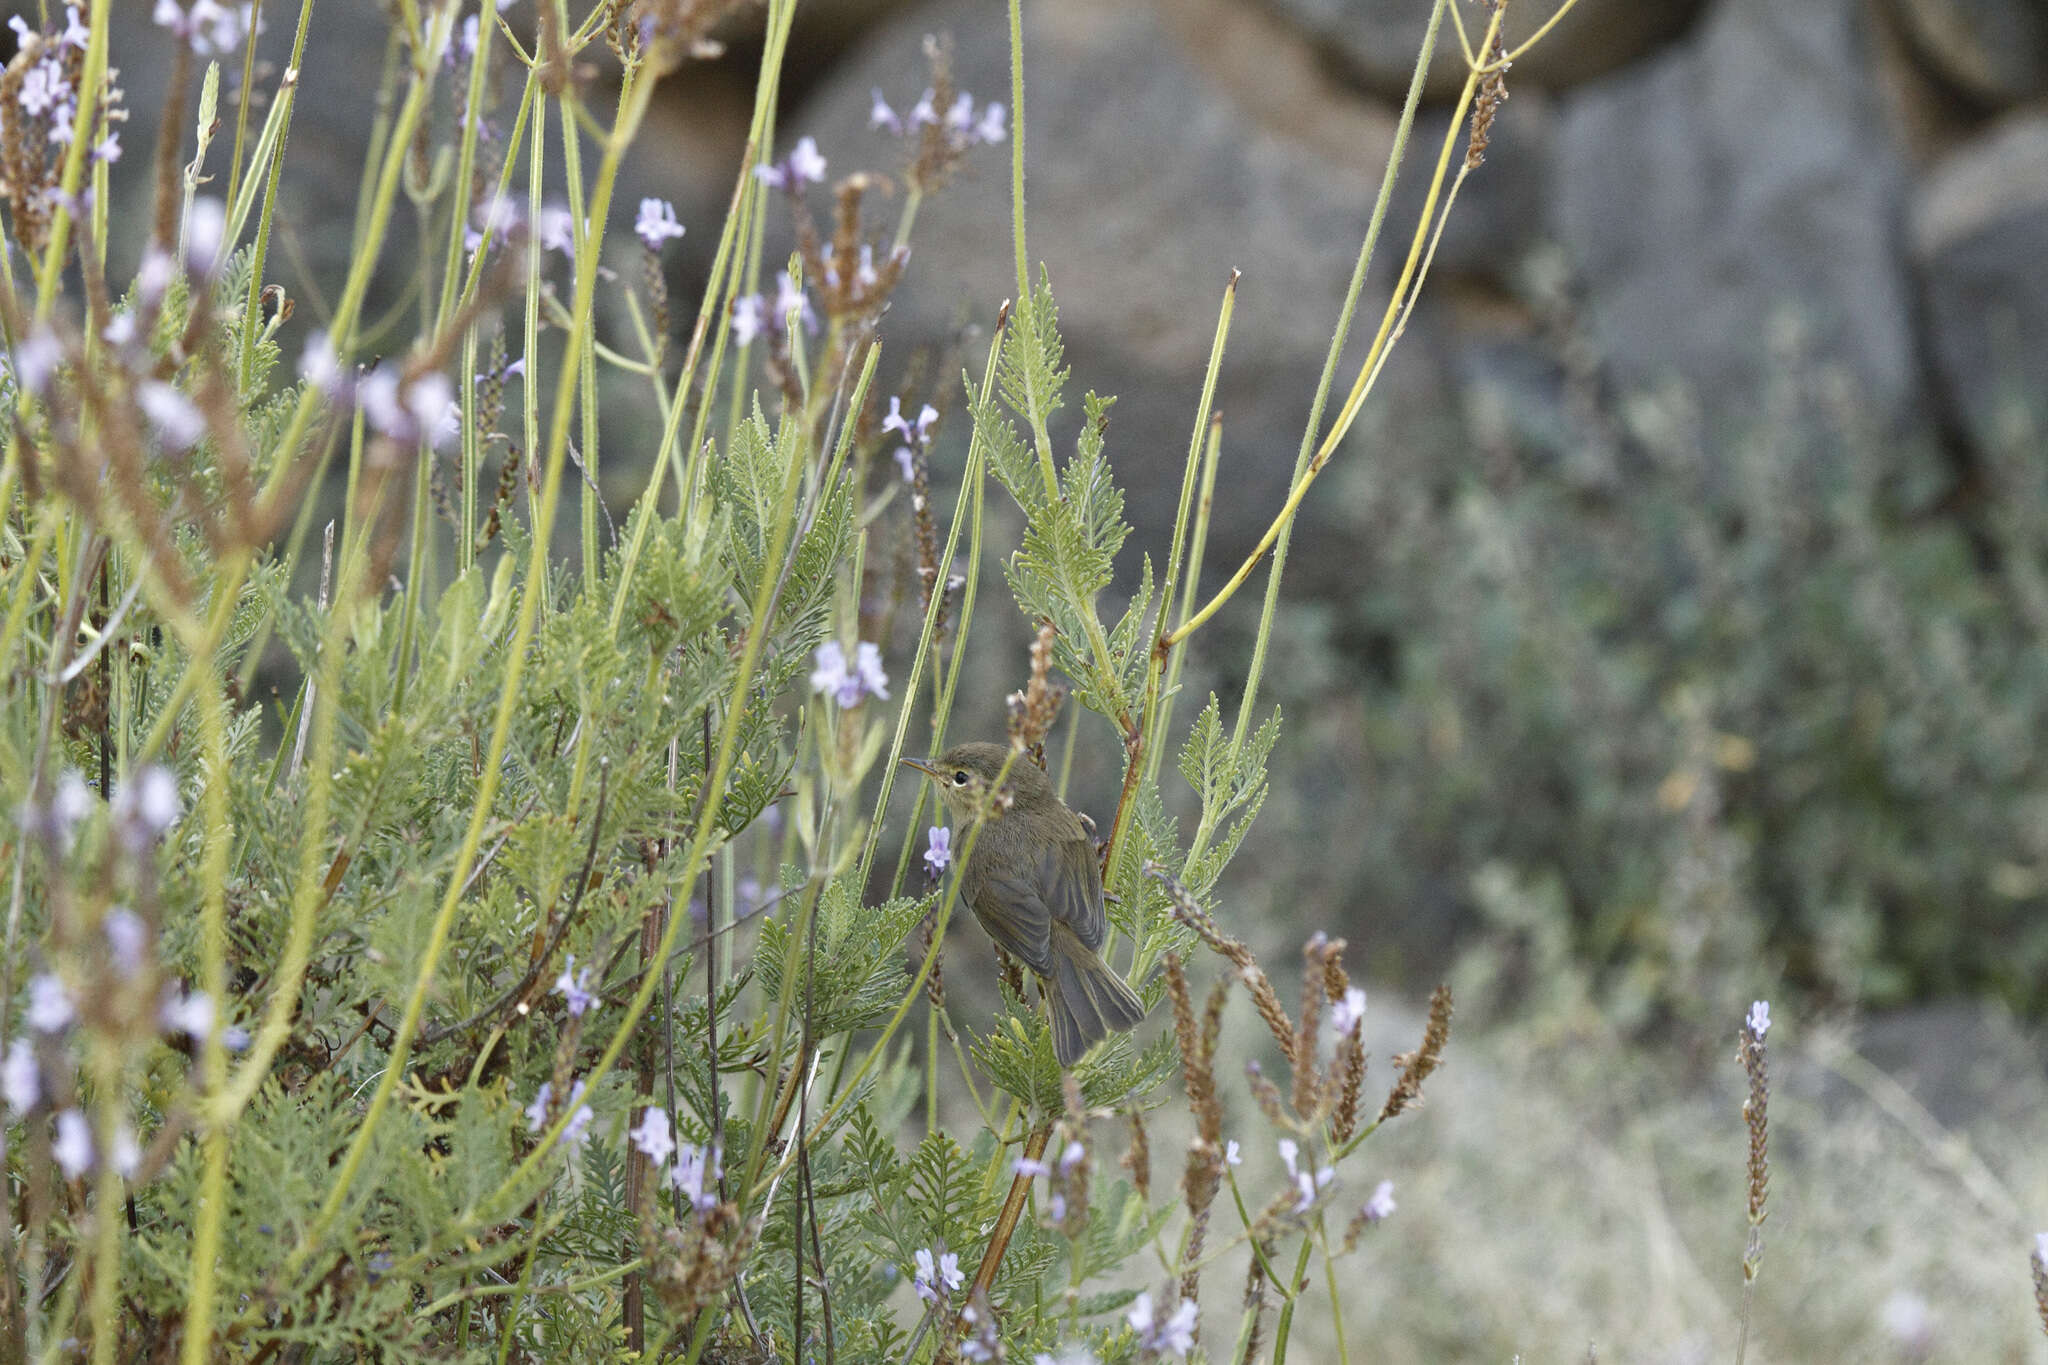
left=125, top=260, right=172, bottom=321
left=111, top=1123, right=140, bottom=1178
left=1278, top=1138, right=1333, bottom=1213
left=553, top=956, right=596, bottom=1017
left=1362, top=1178, right=1396, bottom=1224
left=183, top=197, right=227, bottom=277
left=755, top=135, right=827, bottom=193
left=1331, top=985, right=1366, bottom=1037
left=629, top=1106, right=675, bottom=1166
left=923, top=826, right=952, bottom=880
left=729, top=294, right=766, bottom=347
left=53, top=1108, right=94, bottom=1178
left=299, top=330, right=348, bottom=400
left=112, top=766, right=180, bottom=847
left=18, top=61, right=72, bottom=119
left=535, top=203, right=577, bottom=259
left=958, top=1302, right=998, bottom=1361
left=1127, top=1292, right=1198, bottom=1357
left=883, top=396, right=939, bottom=481
left=137, top=383, right=206, bottom=453
left=25, top=973, right=74, bottom=1034
left=912, top=1246, right=964, bottom=1304
left=1746, top=1000, right=1770, bottom=1040
left=1031, top=1349, right=1100, bottom=1365
left=882, top=396, right=938, bottom=446
left=2, top=1038, right=39, bottom=1115
left=1058, top=1139, right=1086, bottom=1175
left=449, top=13, right=481, bottom=65
left=102, top=908, right=148, bottom=979
left=153, top=1, right=254, bottom=57
left=671, top=1141, right=721, bottom=1210
left=634, top=197, right=685, bottom=251
left=772, top=270, right=818, bottom=335
left=1224, top=1139, right=1241, bottom=1166
left=972, top=102, right=1007, bottom=144
left=17, top=770, right=93, bottom=846
left=58, top=6, right=91, bottom=49
left=159, top=988, right=214, bottom=1040
left=1012, top=1154, right=1049, bottom=1178
left=12, top=326, right=62, bottom=397
left=359, top=366, right=457, bottom=449
left=869, top=88, right=902, bottom=135
left=464, top=193, right=523, bottom=256
left=560, top=1081, right=593, bottom=1149
left=524, top=1081, right=553, bottom=1132
left=809, top=640, right=889, bottom=709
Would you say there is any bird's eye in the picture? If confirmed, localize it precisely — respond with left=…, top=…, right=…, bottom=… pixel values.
left=952, top=771, right=969, bottom=785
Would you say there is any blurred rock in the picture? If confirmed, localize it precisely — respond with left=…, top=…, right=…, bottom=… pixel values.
left=1553, top=0, right=1921, bottom=418
left=1910, top=113, right=2048, bottom=456
left=1881, top=0, right=2048, bottom=105
left=1870, top=0, right=1986, bottom=167
left=788, top=0, right=1565, bottom=590
left=1257, top=0, right=1706, bottom=102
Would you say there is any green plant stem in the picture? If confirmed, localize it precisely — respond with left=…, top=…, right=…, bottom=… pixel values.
left=176, top=657, right=240, bottom=1365
left=1322, top=1214, right=1352, bottom=1365
left=85, top=1042, right=123, bottom=1365
left=31, top=0, right=110, bottom=320
left=1270, top=1234, right=1316, bottom=1365
left=291, top=46, right=657, bottom=1270
left=882, top=448, right=988, bottom=905
left=1142, top=276, right=1236, bottom=791
left=1164, top=0, right=1486, bottom=652
left=857, top=320, right=1006, bottom=888
left=237, top=0, right=319, bottom=389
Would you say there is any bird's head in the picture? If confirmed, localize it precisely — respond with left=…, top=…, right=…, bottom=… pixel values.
left=900, top=741, right=1048, bottom=821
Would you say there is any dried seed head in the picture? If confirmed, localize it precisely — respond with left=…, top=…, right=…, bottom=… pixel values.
left=1165, top=955, right=1223, bottom=1136
left=1245, top=1059, right=1286, bottom=1126
left=1006, top=621, right=1067, bottom=762
left=1122, top=1107, right=1151, bottom=1202
left=1465, top=0, right=1510, bottom=171
left=2031, top=1235, right=2048, bottom=1340
left=916, top=909, right=946, bottom=1010
left=1146, top=861, right=1298, bottom=1067
left=1377, top=984, right=1453, bottom=1123
left=1330, top=1031, right=1367, bottom=1143
left=1290, top=935, right=1340, bottom=1119
left=1738, top=1005, right=1771, bottom=1284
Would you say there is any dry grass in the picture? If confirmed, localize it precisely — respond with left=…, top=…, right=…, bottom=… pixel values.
left=1281, top=990, right=2048, bottom=1361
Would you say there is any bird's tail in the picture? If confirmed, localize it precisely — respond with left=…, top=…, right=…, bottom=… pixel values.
left=1047, top=923, right=1147, bottom=1067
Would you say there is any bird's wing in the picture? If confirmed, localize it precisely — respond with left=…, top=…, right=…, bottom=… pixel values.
left=1036, top=835, right=1107, bottom=951
left=970, top=871, right=1055, bottom=975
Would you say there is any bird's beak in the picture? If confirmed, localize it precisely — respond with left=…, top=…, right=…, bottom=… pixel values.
left=899, top=757, right=940, bottom=779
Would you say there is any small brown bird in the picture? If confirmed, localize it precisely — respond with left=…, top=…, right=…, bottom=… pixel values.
left=903, top=742, right=1146, bottom=1067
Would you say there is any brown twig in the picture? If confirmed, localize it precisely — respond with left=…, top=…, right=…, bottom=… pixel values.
left=964, top=1121, right=1053, bottom=1308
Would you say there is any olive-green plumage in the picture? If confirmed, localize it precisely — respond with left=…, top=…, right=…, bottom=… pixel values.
left=905, top=742, right=1147, bottom=1067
